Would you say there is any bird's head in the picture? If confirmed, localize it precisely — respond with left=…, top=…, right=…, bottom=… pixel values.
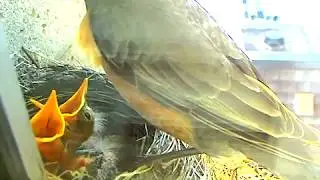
left=30, top=78, right=94, bottom=152
left=30, top=78, right=89, bottom=122
left=22, top=63, right=155, bottom=178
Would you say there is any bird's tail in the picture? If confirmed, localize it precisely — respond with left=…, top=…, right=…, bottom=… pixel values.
left=192, top=104, right=320, bottom=180
left=227, top=130, right=320, bottom=179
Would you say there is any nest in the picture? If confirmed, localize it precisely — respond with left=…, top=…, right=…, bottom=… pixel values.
left=15, top=47, right=282, bottom=180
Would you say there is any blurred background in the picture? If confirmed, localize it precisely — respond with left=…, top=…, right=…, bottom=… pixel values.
left=198, top=0, right=320, bottom=127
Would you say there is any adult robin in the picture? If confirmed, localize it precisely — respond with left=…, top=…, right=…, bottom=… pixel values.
left=77, top=0, right=320, bottom=179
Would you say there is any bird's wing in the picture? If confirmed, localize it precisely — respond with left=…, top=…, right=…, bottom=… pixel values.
left=86, top=0, right=320, bottom=174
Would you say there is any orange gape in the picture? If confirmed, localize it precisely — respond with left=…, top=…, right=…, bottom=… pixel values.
left=30, top=78, right=89, bottom=123
left=75, top=13, right=104, bottom=68
left=31, top=90, right=66, bottom=162
left=30, top=79, right=92, bottom=171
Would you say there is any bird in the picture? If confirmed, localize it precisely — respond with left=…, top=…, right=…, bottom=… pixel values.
left=30, top=89, right=67, bottom=164
left=30, top=78, right=95, bottom=154
left=29, top=78, right=94, bottom=172
left=20, top=61, right=157, bottom=179
left=77, top=0, right=320, bottom=179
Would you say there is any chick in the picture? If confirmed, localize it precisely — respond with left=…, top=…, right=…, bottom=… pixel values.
left=22, top=64, right=155, bottom=179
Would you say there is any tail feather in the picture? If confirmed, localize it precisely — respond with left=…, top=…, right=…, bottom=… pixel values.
left=232, top=137, right=320, bottom=180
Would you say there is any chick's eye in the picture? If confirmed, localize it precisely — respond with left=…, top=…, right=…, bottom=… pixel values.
left=84, top=111, right=92, bottom=120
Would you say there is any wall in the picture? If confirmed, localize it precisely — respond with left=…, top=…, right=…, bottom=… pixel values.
left=255, top=61, right=320, bottom=124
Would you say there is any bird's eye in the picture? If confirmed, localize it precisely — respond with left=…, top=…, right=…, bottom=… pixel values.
left=84, top=111, right=92, bottom=120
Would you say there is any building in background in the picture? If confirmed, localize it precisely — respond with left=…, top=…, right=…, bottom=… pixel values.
left=199, top=0, right=320, bottom=125
left=242, top=0, right=320, bottom=125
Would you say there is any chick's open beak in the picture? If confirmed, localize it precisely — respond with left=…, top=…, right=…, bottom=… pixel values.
left=29, top=81, right=93, bottom=169
left=59, top=78, right=89, bottom=123
left=30, top=78, right=89, bottom=123
left=30, top=90, right=65, bottom=162
left=31, top=90, right=65, bottom=142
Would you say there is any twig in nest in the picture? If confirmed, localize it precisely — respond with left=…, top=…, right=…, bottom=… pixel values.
left=136, top=147, right=202, bottom=167
left=21, top=46, right=40, bottom=68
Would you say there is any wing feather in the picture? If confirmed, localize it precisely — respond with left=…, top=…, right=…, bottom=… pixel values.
left=87, top=0, right=320, bottom=175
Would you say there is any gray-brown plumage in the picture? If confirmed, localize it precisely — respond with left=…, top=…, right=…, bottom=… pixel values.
left=83, top=0, right=320, bottom=179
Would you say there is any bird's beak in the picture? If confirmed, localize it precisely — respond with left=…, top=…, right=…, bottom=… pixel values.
left=30, top=78, right=89, bottom=124
left=59, top=78, right=89, bottom=123
left=30, top=90, right=65, bottom=143
left=30, top=90, right=66, bottom=162
left=29, top=86, right=92, bottom=167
